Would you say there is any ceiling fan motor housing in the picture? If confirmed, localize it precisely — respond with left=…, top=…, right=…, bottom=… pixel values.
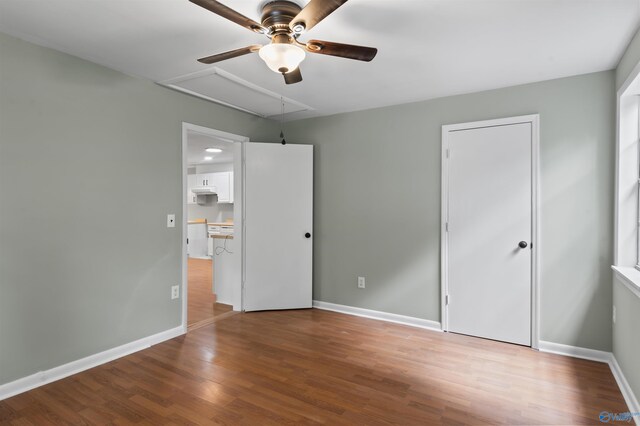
left=261, top=1, right=302, bottom=32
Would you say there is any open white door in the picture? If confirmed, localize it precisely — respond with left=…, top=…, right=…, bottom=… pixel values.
left=243, top=142, right=313, bottom=311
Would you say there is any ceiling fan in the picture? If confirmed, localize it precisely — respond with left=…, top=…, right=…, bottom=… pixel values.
left=189, top=0, right=378, bottom=84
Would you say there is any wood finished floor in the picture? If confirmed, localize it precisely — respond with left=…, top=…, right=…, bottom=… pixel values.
left=187, top=257, right=232, bottom=326
left=0, top=309, right=628, bottom=425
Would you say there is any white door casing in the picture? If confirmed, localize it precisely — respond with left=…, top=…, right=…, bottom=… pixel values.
left=441, top=115, right=540, bottom=347
left=181, top=122, right=249, bottom=331
left=243, top=142, right=313, bottom=312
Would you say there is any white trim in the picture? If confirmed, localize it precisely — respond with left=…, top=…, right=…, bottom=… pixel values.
left=440, top=114, right=540, bottom=349
left=312, top=301, right=442, bottom=332
left=531, top=115, right=541, bottom=349
left=240, top=142, right=247, bottom=312
left=182, top=124, right=189, bottom=333
left=181, top=123, right=247, bottom=329
left=615, top=60, right=640, bottom=267
left=440, top=136, right=449, bottom=331
left=612, top=266, right=640, bottom=299
left=0, top=326, right=183, bottom=401
left=610, top=355, right=640, bottom=424
left=538, top=340, right=611, bottom=363
left=182, top=122, right=250, bottom=144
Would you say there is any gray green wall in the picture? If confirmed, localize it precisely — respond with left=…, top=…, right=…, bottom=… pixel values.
left=0, top=32, right=276, bottom=385
left=613, top=278, right=640, bottom=405
left=617, top=26, right=640, bottom=90
left=286, top=70, right=616, bottom=351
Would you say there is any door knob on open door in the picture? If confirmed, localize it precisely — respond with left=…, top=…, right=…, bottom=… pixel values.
left=305, top=233, right=311, bottom=239
left=518, top=241, right=528, bottom=249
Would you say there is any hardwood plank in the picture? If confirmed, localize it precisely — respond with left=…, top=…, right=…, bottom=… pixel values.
left=2, top=309, right=629, bottom=425
left=187, top=257, right=232, bottom=326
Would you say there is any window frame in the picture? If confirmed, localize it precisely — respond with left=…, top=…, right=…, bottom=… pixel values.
left=615, top=63, right=640, bottom=295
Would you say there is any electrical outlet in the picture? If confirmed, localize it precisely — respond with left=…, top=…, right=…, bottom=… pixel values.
left=167, top=214, right=176, bottom=228
left=171, top=285, right=180, bottom=300
left=613, top=306, right=616, bottom=324
left=358, top=276, right=365, bottom=289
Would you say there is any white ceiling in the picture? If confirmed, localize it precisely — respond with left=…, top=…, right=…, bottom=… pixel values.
left=187, top=130, right=234, bottom=165
left=1, top=0, right=639, bottom=120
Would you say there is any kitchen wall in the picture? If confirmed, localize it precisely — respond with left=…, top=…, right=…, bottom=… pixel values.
left=187, top=195, right=233, bottom=223
left=0, top=32, right=277, bottom=386
left=196, top=164, right=233, bottom=173
left=285, top=70, right=615, bottom=351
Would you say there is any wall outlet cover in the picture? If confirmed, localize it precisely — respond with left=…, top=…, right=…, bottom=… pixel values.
left=358, top=276, right=365, bottom=289
left=167, top=214, right=176, bottom=228
left=171, top=285, right=180, bottom=300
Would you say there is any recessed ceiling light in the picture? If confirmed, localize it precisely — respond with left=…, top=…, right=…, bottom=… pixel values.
left=204, top=156, right=213, bottom=161
left=205, top=148, right=222, bottom=153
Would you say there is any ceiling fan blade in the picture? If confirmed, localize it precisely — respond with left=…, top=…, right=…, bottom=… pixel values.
left=283, top=68, right=303, bottom=85
left=189, top=0, right=267, bottom=33
left=305, top=40, right=377, bottom=62
left=289, top=0, right=348, bottom=32
left=197, top=45, right=262, bottom=64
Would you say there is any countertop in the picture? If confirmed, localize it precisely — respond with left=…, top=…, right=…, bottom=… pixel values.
left=210, top=234, right=234, bottom=239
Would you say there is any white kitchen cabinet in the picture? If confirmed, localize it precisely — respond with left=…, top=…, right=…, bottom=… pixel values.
left=210, top=171, right=234, bottom=203
left=196, top=173, right=215, bottom=187
left=192, top=171, right=233, bottom=203
left=187, top=174, right=197, bottom=205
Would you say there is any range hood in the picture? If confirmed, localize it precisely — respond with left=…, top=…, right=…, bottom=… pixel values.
left=192, top=186, right=218, bottom=195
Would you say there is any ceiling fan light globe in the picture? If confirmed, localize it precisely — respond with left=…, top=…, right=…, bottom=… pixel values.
left=258, top=43, right=305, bottom=74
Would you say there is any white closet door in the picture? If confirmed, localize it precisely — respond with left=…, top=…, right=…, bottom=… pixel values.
left=244, top=143, right=313, bottom=311
left=446, top=122, right=532, bottom=346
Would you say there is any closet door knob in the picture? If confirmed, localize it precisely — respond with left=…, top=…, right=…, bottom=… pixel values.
left=518, top=241, right=528, bottom=249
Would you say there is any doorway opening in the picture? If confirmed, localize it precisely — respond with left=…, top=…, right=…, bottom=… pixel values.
left=181, top=123, right=246, bottom=331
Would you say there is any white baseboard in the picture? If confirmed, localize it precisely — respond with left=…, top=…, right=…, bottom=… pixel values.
left=0, top=326, right=185, bottom=401
left=312, top=300, right=442, bottom=332
left=610, top=356, right=640, bottom=424
left=538, top=340, right=612, bottom=363
left=539, top=341, right=640, bottom=425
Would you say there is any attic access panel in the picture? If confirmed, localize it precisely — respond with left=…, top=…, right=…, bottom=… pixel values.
left=158, top=67, right=312, bottom=118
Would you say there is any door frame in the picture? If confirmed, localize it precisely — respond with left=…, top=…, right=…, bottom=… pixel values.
left=440, top=114, right=540, bottom=349
left=181, top=122, right=248, bottom=332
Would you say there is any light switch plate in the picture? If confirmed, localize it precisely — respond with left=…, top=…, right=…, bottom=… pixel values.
left=167, top=214, right=176, bottom=228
